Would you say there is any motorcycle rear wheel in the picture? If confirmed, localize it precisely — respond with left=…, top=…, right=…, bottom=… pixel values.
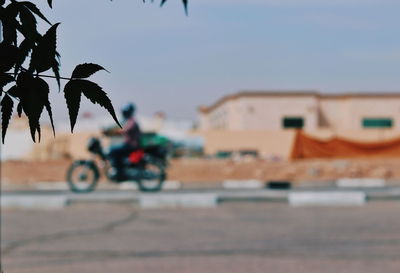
left=66, top=160, right=100, bottom=193
left=137, top=158, right=166, bottom=192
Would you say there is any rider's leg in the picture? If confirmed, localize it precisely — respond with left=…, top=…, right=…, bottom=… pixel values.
left=109, top=143, right=127, bottom=180
left=108, top=143, right=135, bottom=180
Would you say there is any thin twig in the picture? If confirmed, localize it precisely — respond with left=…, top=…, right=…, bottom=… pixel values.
left=37, top=74, right=72, bottom=81
left=5, top=72, right=72, bottom=81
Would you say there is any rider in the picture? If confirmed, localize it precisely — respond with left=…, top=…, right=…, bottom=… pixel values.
left=106, top=103, right=142, bottom=181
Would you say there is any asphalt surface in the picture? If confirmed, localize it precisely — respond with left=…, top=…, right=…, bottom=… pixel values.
left=2, top=201, right=400, bottom=273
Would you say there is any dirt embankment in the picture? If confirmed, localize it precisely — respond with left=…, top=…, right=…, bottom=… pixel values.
left=2, top=158, right=400, bottom=186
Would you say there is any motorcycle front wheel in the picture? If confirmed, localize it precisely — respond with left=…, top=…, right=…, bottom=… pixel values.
left=137, top=158, right=166, bottom=192
left=66, top=160, right=100, bottom=193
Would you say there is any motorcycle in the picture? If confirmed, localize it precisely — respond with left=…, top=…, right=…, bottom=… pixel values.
left=66, top=137, right=168, bottom=193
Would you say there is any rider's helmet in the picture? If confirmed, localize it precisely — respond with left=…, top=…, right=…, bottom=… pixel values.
left=121, top=103, right=136, bottom=120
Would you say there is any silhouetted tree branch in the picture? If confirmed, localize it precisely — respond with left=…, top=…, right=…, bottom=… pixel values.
left=0, top=0, right=188, bottom=143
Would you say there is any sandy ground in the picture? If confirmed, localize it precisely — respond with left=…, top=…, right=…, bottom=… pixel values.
left=2, top=157, right=400, bottom=186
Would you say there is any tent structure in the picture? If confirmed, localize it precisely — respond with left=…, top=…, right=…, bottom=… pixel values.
left=290, top=130, right=400, bottom=159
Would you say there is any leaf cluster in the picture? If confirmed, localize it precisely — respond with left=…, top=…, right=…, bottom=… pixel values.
left=0, top=0, right=122, bottom=143
left=0, top=0, right=188, bottom=143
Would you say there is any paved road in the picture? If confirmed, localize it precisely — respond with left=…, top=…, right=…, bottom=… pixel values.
left=2, top=201, right=400, bottom=273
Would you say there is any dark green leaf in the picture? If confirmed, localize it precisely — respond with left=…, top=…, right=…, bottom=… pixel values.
left=0, top=73, right=14, bottom=91
left=1, top=94, right=14, bottom=143
left=64, top=79, right=121, bottom=131
left=17, top=72, right=37, bottom=141
left=3, top=3, right=19, bottom=21
left=53, top=51, right=61, bottom=88
left=7, top=85, right=20, bottom=98
left=33, top=77, right=52, bottom=139
left=29, top=77, right=55, bottom=136
left=182, top=0, right=188, bottom=15
left=63, top=80, right=82, bottom=132
left=30, top=23, right=60, bottom=73
left=45, top=101, right=55, bottom=136
left=2, top=3, right=19, bottom=45
left=36, top=120, right=41, bottom=142
left=19, top=5, right=38, bottom=38
left=71, top=63, right=107, bottom=79
left=2, top=21, right=18, bottom=45
left=16, top=71, right=33, bottom=87
left=78, top=80, right=121, bottom=128
left=17, top=72, right=47, bottom=141
left=17, top=101, right=23, bottom=117
left=21, top=2, right=51, bottom=25
left=31, top=77, right=54, bottom=137
left=52, top=56, right=61, bottom=90
left=160, top=0, right=188, bottom=15
left=14, top=38, right=34, bottom=75
left=0, top=43, right=18, bottom=72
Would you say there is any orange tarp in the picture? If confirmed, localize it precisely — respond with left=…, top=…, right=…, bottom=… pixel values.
left=291, top=130, right=400, bottom=159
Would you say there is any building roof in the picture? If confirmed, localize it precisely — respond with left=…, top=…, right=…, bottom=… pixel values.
left=198, top=90, right=400, bottom=113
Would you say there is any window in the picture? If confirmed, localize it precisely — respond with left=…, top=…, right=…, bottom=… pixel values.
left=283, top=117, right=304, bottom=129
left=362, top=118, right=393, bottom=128
left=216, top=151, right=233, bottom=158
left=239, top=150, right=259, bottom=157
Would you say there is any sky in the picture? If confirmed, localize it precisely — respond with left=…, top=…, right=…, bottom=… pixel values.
left=32, top=0, right=400, bottom=124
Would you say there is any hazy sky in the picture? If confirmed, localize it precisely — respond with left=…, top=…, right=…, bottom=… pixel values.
left=34, top=0, right=400, bottom=122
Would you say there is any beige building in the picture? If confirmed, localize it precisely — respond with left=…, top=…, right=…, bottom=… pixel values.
left=197, top=91, right=400, bottom=158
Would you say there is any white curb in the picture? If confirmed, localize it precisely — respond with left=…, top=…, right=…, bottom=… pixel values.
left=118, top=181, right=182, bottom=190
left=139, top=193, right=218, bottom=209
left=1, top=195, right=68, bottom=210
left=336, top=178, right=386, bottom=188
left=289, top=191, right=366, bottom=207
left=223, top=180, right=264, bottom=189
